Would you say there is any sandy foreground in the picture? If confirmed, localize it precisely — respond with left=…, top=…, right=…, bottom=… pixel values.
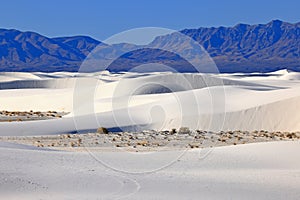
left=1, top=129, right=300, bottom=199
left=0, top=140, right=300, bottom=199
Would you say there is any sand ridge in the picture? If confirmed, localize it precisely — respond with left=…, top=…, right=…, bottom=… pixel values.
left=1, top=69, right=300, bottom=134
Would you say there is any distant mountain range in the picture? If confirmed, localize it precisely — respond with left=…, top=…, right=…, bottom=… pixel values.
left=0, top=20, right=299, bottom=73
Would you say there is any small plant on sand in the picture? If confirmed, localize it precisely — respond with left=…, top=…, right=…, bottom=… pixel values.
left=97, top=127, right=108, bottom=134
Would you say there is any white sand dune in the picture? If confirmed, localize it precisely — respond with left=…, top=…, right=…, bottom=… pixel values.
left=0, top=72, right=42, bottom=82
left=1, top=70, right=300, bottom=199
left=0, top=141, right=299, bottom=199
left=1, top=70, right=300, bottom=135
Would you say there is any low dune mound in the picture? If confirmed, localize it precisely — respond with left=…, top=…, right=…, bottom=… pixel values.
left=281, top=72, right=300, bottom=80
left=110, top=73, right=274, bottom=96
left=0, top=71, right=120, bottom=90
left=0, top=78, right=78, bottom=90
left=0, top=72, right=41, bottom=82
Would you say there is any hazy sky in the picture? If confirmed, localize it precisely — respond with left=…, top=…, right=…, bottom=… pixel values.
left=1, top=0, right=299, bottom=41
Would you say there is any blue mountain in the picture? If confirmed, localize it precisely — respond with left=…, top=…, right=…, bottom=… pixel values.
left=0, top=20, right=299, bottom=72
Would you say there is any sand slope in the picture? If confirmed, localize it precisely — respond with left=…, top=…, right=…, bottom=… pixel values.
left=0, top=141, right=299, bottom=199
left=1, top=70, right=300, bottom=135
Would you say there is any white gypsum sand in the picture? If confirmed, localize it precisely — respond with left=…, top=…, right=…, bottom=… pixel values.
left=1, top=70, right=300, bottom=199
left=0, top=141, right=300, bottom=199
left=0, top=70, right=300, bottom=135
